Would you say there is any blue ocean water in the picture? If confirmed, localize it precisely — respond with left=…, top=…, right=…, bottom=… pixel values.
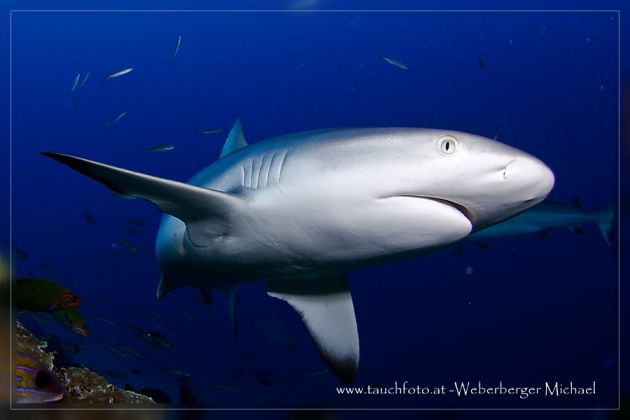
left=4, top=3, right=624, bottom=412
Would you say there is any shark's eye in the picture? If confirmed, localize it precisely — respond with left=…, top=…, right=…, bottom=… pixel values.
left=438, top=136, right=458, bottom=155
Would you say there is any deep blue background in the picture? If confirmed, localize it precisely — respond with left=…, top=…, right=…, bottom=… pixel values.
left=2, top=0, right=626, bottom=413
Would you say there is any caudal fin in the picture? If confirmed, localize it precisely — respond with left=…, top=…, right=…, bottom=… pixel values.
left=596, top=204, right=615, bottom=247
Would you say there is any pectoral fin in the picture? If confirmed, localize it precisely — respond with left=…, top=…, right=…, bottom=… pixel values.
left=267, top=273, right=359, bottom=384
left=42, top=152, right=245, bottom=247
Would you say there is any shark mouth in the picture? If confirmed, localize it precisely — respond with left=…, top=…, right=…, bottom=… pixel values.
left=401, top=195, right=477, bottom=226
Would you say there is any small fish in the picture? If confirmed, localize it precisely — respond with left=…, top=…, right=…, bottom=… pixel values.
left=16, top=351, right=65, bottom=403
left=112, top=192, right=137, bottom=200
left=381, top=55, right=408, bottom=70
left=103, top=67, right=133, bottom=81
left=142, top=330, right=172, bottom=349
left=478, top=58, right=486, bottom=70
left=15, top=248, right=29, bottom=260
left=118, top=346, right=143, bottom=359
left=94, top=316, right=116, bottom=325
left=123, top=228, right=142, bottom=235
left=130, top=303, right=160, bottom=318
left=78, top=72, right=90, bottom=89
left=69, top=73, right=81, bottom=94
left=15, top=278, right=81, bottom=312
left=143, top=144, right=175, bottom=153
left=167, top=368, right=191, bottom=380
left=104, top=111, right=126, bottom=126
left=128, top=217, right=146, bottom=226
left=68, top=73, right=82, bottom=109
left=171, top=35, right=182, bottom=59
left=83, top=211, right=96, bottom=225
left=197, top=128, right=223, bottom=135
left=104, top=343, right=127, bottom=358
left=214, top=384, right=237, bottom=393
left=112, top=240, right=139, bottom=255
left=299, top=369, right=329, bottom=380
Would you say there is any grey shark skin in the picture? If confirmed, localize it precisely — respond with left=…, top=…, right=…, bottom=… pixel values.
left=42, top=121, right=554, bottom=383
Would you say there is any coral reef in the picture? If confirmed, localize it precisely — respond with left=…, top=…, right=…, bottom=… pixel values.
left=62, top=367, right=152, bottom=404
left=16, top=321, right=155, bottom=405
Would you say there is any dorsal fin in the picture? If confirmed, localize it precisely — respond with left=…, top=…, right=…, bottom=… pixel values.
left=220, top=119, right=248, bottom=158
left=267, top=273, right=359, bottom=383
left=42, top=152, right=244, bottom=247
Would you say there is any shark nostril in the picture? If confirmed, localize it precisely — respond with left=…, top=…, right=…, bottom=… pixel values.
left=501, top=158, right=555, bottom=200
left=502, top=160, right=516, bottom=180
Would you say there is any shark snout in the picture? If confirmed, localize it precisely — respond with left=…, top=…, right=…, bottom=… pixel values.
left=503, top=156, right=555, bottom=202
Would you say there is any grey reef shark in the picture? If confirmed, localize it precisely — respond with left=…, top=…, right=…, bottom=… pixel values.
left=43, top=120, right=554, bottom=383
left=465, top=198, right=614, bottom=246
